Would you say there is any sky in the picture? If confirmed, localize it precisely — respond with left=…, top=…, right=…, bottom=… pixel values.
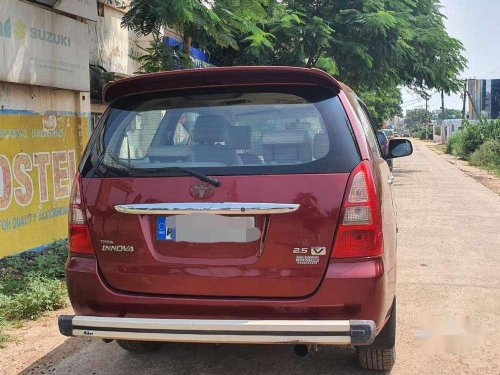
left=402, top=0, right=500, bottom=114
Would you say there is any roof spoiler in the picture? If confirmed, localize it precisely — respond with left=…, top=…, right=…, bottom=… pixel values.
left=103, top=66, right=342, bottom=104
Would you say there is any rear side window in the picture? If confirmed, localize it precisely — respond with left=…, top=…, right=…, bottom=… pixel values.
left=352, top=99, right=381, bottom=158
left=84, top=86, right=360, bottom=176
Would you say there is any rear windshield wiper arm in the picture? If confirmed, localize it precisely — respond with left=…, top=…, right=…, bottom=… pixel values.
left=142, top=167, right=221, bottom=187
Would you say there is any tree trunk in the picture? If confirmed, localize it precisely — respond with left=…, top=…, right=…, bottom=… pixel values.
left=182, top=35, right=193, bottom=69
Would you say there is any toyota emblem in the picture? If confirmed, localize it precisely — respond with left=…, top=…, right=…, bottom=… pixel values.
left=190, top=182, right=215, bottom=200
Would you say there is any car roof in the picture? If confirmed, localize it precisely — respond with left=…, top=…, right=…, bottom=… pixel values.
left=103, top=66, right=344, bottom=104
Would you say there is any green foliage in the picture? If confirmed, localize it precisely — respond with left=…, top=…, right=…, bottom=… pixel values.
left=448, top=120, right=500, bottom=158
left=208, top=0, right=465, bottom=125
left=123, top=0, right=267, bottom=68
left=416, top=128, right=433, bottom=140
left=1, top=240, right=68, bottom=280
left=0, top=241, right=68, bottom=344
left=469, top=140, right=500, bottom=175
left=0, top=316, right=8, bottom=347
left=432, top=108, right=463, bottom=120
left=446, top=133, right=457, bottom=154
left=134, top=30, right=182, bottom=72
left=0, top=276, right=67, bottom=321
left=449, top=125, right=483, bottom=159
left=123, top=0, right=466, bottom=125
left=447, top=120, right=500, bottom=175
left=359, top=86, right=402, bottom=128
left=405, top=108, right=429, bottom=127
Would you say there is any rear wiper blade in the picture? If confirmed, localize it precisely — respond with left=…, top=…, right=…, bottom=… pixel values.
left=141, top=167, right=221, bottom=187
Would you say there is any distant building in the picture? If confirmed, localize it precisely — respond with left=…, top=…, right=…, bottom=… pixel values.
left=433, top=119, right=463, bottom=144
left=467, top=79, right=500, bottom=120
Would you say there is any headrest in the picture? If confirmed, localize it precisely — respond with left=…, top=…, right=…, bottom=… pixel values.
left=193, top=115, right=230, bottom=144
left=313, top=133, right=329, bottom=159
left=228, top=126, right=252, bottom=149
left=262, top=130, right=309, bottom=145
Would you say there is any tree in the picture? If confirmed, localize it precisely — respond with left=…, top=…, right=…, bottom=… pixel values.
left=123, top=0, right=467, bottom=127
left=209, top=0, right=466, bottom=127
left=405, top=108, right=429, bottom=127
left=133, top=29, right=182, bottom=72
left=209, top=1, right=338, bottom=74
left=431, top=108, right=463, bottom=121
left=360, top=86, right=403, bottom=128
left=122, top=0, right=266, bottom=68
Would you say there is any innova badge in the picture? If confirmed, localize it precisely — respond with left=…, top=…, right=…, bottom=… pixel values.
left=190, top=182, right=215, bottom=200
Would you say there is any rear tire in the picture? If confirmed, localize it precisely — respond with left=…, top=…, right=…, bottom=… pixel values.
left=116, top=340, right=162, bottom=354
left=356, top=346, right=395, bottom=372
left=355, top=298, right=396, bottom=371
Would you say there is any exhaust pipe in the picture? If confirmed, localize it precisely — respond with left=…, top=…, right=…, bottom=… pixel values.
left=293, top=344, right=309, bottom=357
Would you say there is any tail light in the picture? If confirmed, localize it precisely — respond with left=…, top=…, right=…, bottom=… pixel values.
left=332, top=161, right=383, bottom=258
left=69, top=173, right=95, bottom=255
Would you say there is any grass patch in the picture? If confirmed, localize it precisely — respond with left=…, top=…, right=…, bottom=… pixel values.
left=446, top=120, right=500, bottom=174
left=0, top=240, right=68, bottom=347
left=429, top=143, right=447, bottom=153
left=0, top=317, right=8, bottom=348
left=468, top=139, right=500, bottom=177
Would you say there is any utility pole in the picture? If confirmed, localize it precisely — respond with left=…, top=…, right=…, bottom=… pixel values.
left=466, top=90, right=480, bottom=120
left=441, top=89, right=445, bottom=144
left=424, top=94, right=429, bottom=140
left=462, top=79, right=467, bottom=119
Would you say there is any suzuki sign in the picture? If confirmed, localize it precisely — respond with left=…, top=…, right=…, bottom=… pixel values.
left=0, top=0, right=90, bottom=92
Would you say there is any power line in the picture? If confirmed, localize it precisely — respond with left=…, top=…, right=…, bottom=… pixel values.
left=402, top=98, right=425, bottom=108
left=401, top=97, right=423, bottom=105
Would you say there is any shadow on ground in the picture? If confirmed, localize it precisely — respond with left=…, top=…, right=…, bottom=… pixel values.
left=20, top=339, right=385, bottom=375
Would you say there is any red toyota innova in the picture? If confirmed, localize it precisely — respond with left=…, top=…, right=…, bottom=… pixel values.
left=59, top=67, right=412, bottom=371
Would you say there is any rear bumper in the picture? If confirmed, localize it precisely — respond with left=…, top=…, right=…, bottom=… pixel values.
left=65, top=255, right=395, bottom=332
left=58, top=315, right=375, bottom=345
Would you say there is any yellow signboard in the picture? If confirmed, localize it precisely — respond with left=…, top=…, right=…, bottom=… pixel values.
left=0, top=112, right=89, bottom=257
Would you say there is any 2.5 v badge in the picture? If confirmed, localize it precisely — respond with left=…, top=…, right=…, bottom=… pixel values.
left=292, top=246, right=326, bottom=256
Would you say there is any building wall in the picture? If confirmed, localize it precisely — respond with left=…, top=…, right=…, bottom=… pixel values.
left=0, top=0, right=152, bottom=257
left=0, top=0, right=94, bottom=258
left=89, top=3, right=150, bottom=75
left=0, top=82, right=91, bottom=257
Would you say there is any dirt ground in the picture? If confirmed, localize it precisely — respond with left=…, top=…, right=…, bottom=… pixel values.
left=426, top=140, right=500, bottom=195
left=0, top=307, right=85, bottom=375
left=1, top=139, right=499, bottom=374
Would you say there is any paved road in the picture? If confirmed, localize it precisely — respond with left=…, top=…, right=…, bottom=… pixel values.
left=21, top=140, right=500, bottom=374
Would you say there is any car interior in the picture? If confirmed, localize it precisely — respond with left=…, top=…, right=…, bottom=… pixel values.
left=117, top=108, right=331, bottom=168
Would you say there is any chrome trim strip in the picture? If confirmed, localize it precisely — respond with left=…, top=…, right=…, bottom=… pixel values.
left=114, top=202, right=300, bottom=215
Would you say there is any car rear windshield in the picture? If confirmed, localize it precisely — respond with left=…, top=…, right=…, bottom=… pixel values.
left=83, top=86, right=360, bottom=177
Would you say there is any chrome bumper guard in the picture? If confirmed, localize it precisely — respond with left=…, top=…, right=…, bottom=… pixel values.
left=58, top=316, right=375, bottom=345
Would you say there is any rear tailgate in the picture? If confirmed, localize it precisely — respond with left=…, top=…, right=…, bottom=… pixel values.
left=84, top=173, right=350, bottom=298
